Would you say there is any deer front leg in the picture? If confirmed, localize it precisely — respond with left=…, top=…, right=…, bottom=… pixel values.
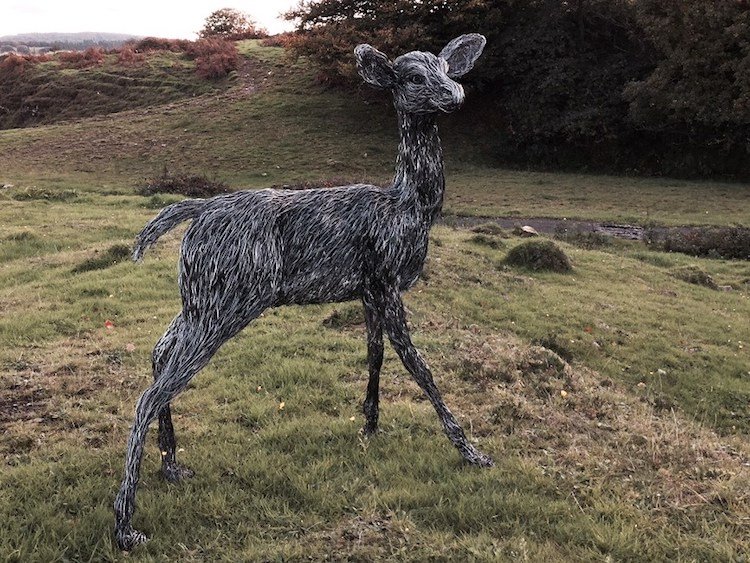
left=380, top=284, right=493, bottom=467
left=362, top=286, right=384, bottom=435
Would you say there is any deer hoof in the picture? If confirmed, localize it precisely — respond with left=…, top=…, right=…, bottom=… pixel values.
left=474, top=452, right=495, bottom=468
left=465, top=447, right=494, bottom=468
left=116, top=526, right=148, bottom=551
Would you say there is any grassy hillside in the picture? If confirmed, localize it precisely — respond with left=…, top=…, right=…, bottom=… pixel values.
left=0, top=49, right=226, bottom=130
left=0, top=40, right=748, bottom=560
left=1, top=41, right=748, bottom=226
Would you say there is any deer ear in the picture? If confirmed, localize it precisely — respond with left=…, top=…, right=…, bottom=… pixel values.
left=439, top=34, right=486, bottom=78
left=355, top=44, right=395, bottom=89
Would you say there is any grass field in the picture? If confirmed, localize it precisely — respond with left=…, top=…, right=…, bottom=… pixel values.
left=1, top=41, right=749, bottom=561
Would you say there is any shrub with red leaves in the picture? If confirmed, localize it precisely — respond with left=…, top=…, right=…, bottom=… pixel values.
left=58, top=47, right=104, bottom=68
left=0, top=53, right=31, bottom=78
left=116, top=45, right=145, bottom=66
left=261, top=33, right=295, bottom=48
left=185, top=38, right=240, bottom=80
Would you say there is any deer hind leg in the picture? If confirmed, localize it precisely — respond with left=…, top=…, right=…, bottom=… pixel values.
left=362, top=286, right=384, bottom=435
left=114, top=304, right=266, bottom=550
left=379, top=283, right=494, bottom=467
left=151, top=313, right=194, bottom=483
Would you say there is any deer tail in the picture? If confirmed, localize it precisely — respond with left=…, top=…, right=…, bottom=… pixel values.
left=132, top=198, right=208, bottom=262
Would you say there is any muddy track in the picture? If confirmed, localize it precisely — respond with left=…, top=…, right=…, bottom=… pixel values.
left=441, top=215, right=646, bottom=240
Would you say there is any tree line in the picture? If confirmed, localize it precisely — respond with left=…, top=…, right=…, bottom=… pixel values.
left=284, top=0, right=750, bottom=179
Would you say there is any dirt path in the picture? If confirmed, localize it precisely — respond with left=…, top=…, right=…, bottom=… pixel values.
left=442, top=215, right=646, bottom=240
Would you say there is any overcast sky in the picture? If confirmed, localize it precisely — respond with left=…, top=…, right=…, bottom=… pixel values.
left=1, top=0, right=299, bottom=38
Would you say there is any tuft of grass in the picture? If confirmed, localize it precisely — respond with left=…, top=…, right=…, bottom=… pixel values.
left=72, top=244, right=132, bottom=273
left=671, top=265, right=719, bottom=290
left=322, top=304, right=365, bottom=330
left=468, top=233, right=506, bottom=250
left=143, top=193, right=185, bottom=209
left=532, top=334, right=575, bottom=363
left=630, top=250, right=677, bottom=268
left=12, top=187, right=79, bottom=201
left=504, top=240, right=572, bottom=272
left=1, top=230, right=58, bottom=263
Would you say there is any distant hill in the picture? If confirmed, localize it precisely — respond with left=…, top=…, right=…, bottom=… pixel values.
left=0, top=32, right=140, bottom=51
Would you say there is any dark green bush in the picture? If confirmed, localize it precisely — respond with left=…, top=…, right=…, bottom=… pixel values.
left=504, top=240, right=572, bottom=272
left=660, top=228, right=750, bottom=260
left=285, top=0, right=750, bottom=179
left=138, top=171, right=230, bottom=198
left=468, top=234, right=506, bottom=250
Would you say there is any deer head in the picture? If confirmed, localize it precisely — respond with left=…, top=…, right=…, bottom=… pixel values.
left=355, top=34, right=486, bottom=115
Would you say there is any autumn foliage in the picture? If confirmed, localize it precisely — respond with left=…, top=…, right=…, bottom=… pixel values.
left=116, top=45, right=145, bottom=66
left=121, top=36, right=240, bottom=80
left=57, top=47, right=105, bottom=68
left=0, top=53, right=32, bottom=77
left=184, top=38, right=241, bottom=80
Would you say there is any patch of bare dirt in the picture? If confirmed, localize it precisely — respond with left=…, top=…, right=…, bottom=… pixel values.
left=0, top=336, right=141, bottom=460
left=305, top=511, right=419, bottom=560
left=0, top=385, right=50, bottom=424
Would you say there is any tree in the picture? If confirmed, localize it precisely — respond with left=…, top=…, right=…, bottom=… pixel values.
left=200, top=8, right=267, bottom=39
left=284, top=0, right=651, bottom=161
left=283, top=0, right=749, bottom=178
left=284, top=0, right=502, bottom=85
left=624, top=0, right=750, bottom=175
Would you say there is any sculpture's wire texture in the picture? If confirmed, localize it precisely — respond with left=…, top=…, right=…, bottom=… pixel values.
left=115, top=34, right=490, bottom=550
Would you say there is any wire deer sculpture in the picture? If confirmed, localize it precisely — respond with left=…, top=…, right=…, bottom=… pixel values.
left=115, top=33, right=491, bottom=550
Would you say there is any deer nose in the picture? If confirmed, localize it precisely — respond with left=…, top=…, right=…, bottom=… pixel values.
left=440, top=82, right=465, bottom=111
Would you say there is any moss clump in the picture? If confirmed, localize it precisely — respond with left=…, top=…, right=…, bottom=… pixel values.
left=504, top=240, right=572, bottom=272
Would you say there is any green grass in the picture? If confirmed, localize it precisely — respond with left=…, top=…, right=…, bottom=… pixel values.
left=0, top=41, right=749, bottom=560
left=442, top=167, right=750, bottom=226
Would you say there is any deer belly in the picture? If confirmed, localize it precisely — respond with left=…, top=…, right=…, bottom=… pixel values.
left=276, top=261, right=363, bottom=305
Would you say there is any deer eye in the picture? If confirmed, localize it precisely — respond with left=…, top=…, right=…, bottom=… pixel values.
left=409, top=74, right=425, bottom=85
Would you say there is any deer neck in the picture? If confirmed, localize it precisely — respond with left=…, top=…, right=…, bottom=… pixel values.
left=393, top=111, right=445, bottom=224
